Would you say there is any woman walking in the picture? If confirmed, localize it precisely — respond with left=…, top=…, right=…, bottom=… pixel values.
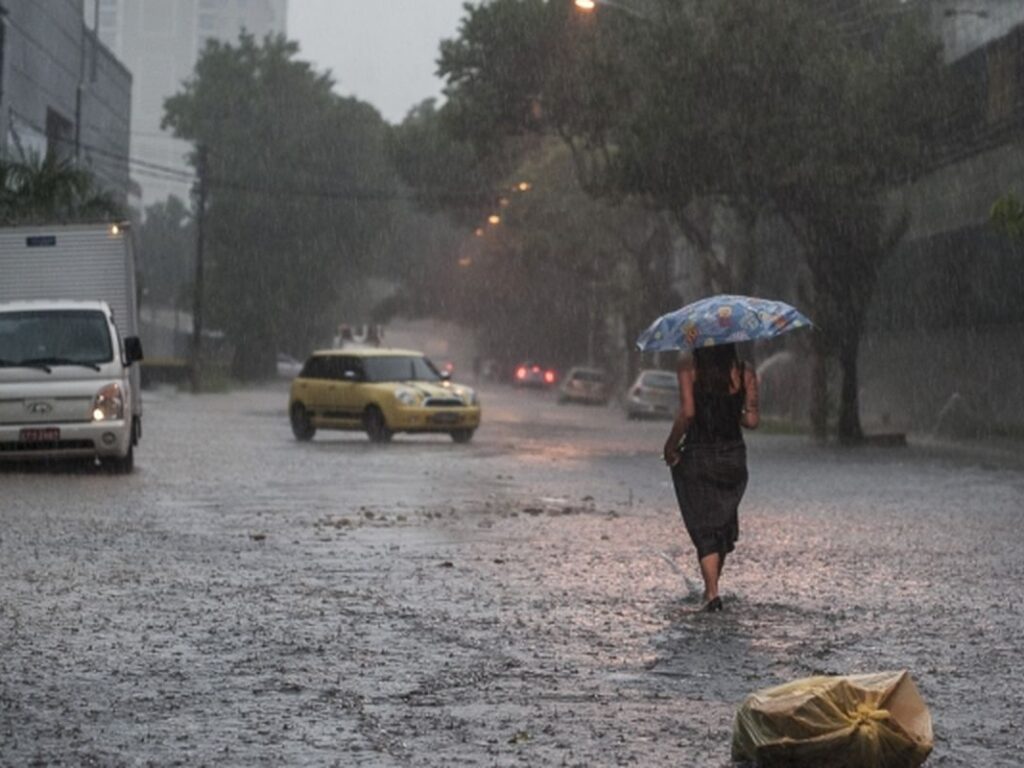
left=663, top=343, right=759, bottom=612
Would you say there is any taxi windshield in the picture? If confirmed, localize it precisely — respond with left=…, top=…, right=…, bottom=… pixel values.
left=363, top=355, right=441, bottom=383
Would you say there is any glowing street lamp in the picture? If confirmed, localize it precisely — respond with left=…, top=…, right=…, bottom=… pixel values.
left=517, top=181, right=531, bottom=192
left=488, top=214, right=501, bottom=225
left=572, top=0, right=652, bottom=19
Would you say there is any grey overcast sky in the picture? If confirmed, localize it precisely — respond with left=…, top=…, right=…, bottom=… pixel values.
left=287, top=0, right=470, bottom=125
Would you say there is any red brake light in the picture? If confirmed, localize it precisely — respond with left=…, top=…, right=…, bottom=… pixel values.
left=544, top=370, right=555, bottom=383
left=531, top=365, right=540, bottom=372
left=516, top=367, right=527, bottom=379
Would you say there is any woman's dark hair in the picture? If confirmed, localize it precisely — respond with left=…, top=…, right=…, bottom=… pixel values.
left=693, top=344, right=739, bottom=395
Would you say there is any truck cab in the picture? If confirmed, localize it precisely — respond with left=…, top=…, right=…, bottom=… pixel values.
left=0, top=300, right=143, bottom=471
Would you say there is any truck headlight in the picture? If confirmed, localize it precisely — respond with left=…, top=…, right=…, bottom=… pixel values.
left=394, top=388, right=419, bottom=406
left=92, top=382, right=124, bottom=421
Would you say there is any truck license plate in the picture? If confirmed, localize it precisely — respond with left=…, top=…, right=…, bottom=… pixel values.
left=20, top=427, right=60, bottom=442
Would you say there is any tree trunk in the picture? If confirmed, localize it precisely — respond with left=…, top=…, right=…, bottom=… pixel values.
left=836, top=332, right=864, bottom=444
left=810, top=332, right=829, bottom=442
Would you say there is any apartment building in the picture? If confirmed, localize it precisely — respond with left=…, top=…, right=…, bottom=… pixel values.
left=0, top=0, right=132, bottom=204
left=87, top=0, right=288, bottom=207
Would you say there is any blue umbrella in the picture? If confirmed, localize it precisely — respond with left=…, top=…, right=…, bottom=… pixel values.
left=636, top=294, right=812, bottom=352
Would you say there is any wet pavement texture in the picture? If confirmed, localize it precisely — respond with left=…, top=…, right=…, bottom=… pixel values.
left=2, top=383, right=1023, bottom=767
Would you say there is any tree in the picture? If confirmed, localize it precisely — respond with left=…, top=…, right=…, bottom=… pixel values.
left=0, top=153, right=120, bottom=225
left=163, top=34, right=397, bottom=379
left=387, top=98, right=507, bottom=228
left=991, top=193, right=1024, bottom=240
left=765, top=2, right=948, bottom=441
left=135, top=195, right=195, bottom=310
left=435, top=0, right=948, bottom=442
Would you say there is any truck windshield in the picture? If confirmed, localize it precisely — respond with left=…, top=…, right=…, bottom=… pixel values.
left=0, top=310, right=114, bottom=367
left=363, top=355, right=441, bottom=383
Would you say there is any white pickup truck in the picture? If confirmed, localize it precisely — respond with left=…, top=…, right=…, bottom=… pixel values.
left=0, top=224, right=144, bottom=472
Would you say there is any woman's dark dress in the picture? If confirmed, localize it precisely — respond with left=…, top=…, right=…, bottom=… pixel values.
left=670, top=372, right=748, bottom=560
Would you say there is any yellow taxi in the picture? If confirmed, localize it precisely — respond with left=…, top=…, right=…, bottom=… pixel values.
left=288, top=348, right=481, bottom=443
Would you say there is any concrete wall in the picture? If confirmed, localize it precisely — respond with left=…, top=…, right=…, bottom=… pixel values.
left=0, top=0, right=131, bottom=204
left=860, top=321, right=1024, bottom=438
left=79, top=27, right=132, bottom=200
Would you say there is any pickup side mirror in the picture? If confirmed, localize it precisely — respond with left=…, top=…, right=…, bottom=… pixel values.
left=124, top=336, right=144, bottom=365
left=440, top=370, right=451, bottom=382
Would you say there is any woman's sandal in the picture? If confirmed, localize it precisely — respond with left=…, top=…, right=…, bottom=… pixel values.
left=703, top=596, right=723, bottom=612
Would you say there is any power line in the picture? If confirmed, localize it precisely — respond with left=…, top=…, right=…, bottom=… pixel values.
left=8, top=110, right=198, bottom=182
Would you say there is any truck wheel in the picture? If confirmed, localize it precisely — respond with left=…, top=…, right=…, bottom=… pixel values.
left=107, top=444, right=134, bottom=474
left=290, top=403, right=316, bottom=441
left=450, top=428, right=475, bottom=444
left=363, top=406, right=393, bottom=443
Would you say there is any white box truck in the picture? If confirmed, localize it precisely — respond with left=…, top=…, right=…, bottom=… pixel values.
left=0, top=222, right=144, bottom=472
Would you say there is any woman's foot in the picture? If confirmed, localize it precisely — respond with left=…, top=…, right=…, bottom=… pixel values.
left=703, top=596, right=723, bottom=612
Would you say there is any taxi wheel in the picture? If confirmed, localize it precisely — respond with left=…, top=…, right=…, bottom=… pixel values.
left=363, top=406, right=393, bottom=443
left=450, top=428, right=475, bottom=444
left=290, top=403, right=316, bottom=441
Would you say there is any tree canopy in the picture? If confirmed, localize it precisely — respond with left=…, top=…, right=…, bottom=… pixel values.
left=163, top=33, right=398, bottom=378
left=0, top=153, right=120, bottom=225
left=426, top=0, right=950, bottom=441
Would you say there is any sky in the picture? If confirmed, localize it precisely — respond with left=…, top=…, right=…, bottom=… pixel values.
left=287, top=0, right=471, bottom=125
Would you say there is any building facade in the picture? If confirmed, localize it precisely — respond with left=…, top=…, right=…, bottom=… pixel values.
left=86, top=0, right=288, bottom=208
left=865, top=1, right=1024, bottom=437
left=0, top=0, right=132, bottom=204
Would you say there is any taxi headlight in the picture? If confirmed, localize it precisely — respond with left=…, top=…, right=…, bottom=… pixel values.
left=456, top=387, right=479, bottom=406
left=92, top=382, right=124, bottom=421
left=395, top=388, right=419, bottom=406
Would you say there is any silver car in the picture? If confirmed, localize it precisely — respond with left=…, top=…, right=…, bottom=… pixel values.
left=624, top=369, right=679, bottom=419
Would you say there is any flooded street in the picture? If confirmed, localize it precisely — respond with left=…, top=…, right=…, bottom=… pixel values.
left=2, top=384, right=1023, bottom=767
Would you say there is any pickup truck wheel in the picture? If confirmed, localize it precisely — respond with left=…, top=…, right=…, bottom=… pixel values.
left=107, top=444, right=134, bottom=474
left=290, top=403, right=316, bottom=441
left=450, top=428, right=475, bottom=444
left=363, top=406, right=393, bottom=443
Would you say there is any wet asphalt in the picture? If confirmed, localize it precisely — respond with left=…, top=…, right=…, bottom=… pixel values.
left=1, top=382, right=1022, bottom=767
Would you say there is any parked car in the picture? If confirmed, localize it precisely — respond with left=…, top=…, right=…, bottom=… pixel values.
left=624, top=368, right=679, bottom=419
left=558, top=366, right=610, bottom=405
left=276, top=353, right=304, bottom=379
left=288, top=348, right=481, bottom=443
left=514, top=361, right=557, bottom=388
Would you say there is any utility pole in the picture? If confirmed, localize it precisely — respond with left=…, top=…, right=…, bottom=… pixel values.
left=190, top=144, right=207, bottom=393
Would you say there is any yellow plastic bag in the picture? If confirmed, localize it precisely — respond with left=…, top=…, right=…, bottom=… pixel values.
left=732, top=670, right=933, bottom=767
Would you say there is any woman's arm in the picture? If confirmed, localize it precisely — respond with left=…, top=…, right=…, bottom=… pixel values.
left=664, top=362, right=695, bottom=465
left=740, top=366, right=760, bottom=430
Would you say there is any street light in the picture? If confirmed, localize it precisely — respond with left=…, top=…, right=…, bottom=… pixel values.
left=572, top=0, right=653, bottom=20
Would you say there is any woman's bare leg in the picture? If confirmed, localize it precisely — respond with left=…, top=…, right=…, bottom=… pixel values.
left=699, top=553, right=721, bottom=601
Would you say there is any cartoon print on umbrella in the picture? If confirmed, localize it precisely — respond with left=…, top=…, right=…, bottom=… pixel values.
left=636, top=294, right=812, bottom=352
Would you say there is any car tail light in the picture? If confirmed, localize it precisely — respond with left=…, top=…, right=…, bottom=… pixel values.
left=531, top=365, right=540, bottom=372
left=544, top=370, right=555, bottom=384
left=516, top=367, right=527, bottom=379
